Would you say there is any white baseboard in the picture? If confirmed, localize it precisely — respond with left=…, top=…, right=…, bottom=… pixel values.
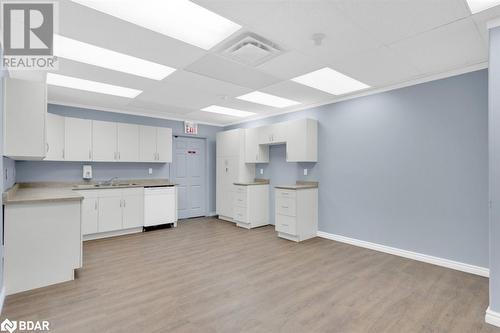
left=83, top=227, right=143, bottom=241
left=0, top=285, right=5, bottom=315
left=486, top=307, right=500, bottom=327
left=316, top=231, right=489, bottom=277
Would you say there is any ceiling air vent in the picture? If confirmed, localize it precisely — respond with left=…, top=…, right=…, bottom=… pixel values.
left=220, top=33, right=281, bottom=66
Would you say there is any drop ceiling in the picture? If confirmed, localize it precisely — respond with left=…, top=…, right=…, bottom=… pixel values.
left=8, top=0, right=499, bottom=126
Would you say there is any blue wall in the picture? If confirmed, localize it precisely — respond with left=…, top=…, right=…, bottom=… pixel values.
left=16, top=104, right=223, bottom=213
left=227, top=69, right=489, bottom=268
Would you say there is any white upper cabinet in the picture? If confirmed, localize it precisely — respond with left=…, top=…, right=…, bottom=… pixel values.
left=244, top=127, right=269, bottom=163
left=139, top=125, right=158, bottom=162
left=117, top=123, right=140, bottom=162
left=157, top=127, right=172, bottom=163
left=45, top=113, right=65, bottom=161
left=92, top=120, right=117, bottom=161
left=3, top=78, right=47, bottom=160
left=65, top=117, right=92, bottom=161
left=139, top=125, right=172, bottom=162
left=285, top=119, right=317, bottom=162
left=241, top=118, right=318, bottom=163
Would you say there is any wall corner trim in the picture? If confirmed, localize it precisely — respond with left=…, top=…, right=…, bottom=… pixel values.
left=316, top=231, right=489, bottom=277
left=485, top=307, right=500, bottom=327
left=206, top=211, right=217, bottom=217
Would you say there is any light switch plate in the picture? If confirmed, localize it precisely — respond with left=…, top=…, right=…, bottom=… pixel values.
left=260, top=168, right=264, bottom=175
left=303, top=168, right=308, bottom=176
left=148, top=168, right=153, bottom=175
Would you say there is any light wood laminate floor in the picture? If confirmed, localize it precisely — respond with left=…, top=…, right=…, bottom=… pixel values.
left=2, top=218, right=498, bottom=332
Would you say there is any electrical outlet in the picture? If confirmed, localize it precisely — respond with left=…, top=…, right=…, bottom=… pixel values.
left=148, top=168, right=153, bottom=175
left=303, top=168, right=308, bottom=176
left=260, top=168, right=264, bottom=175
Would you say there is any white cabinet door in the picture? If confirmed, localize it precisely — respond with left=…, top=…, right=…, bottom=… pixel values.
left=81, top=197, right=98, bottom=235
left=98, top=196, right=123, bottom=232
left=156, top=127, right=172, bottom=162
left=65, top=117, right=92, bottom=161
left=285, top=119, right=317, bottom=162
left=4, top=78, right=47, bottom=160
left=45, top=113, right=65, bottom=160
left=92, top=120, right=117, bottom=161
left=117, top=123, right=139, bottom=162
left=244, top=127, right=269, bottom=163
left=139, top=125, right=157, bottom=162
left=122, top=193, right=144, bottom=229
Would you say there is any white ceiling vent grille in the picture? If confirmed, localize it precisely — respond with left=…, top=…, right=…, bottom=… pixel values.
left=220, top=33, right=281, bottom=66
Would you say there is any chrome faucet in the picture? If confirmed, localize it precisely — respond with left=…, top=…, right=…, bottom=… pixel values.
left=100, top=177, right=119, bottom=186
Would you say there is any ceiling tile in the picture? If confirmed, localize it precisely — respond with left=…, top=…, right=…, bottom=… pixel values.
left=257, top=51, right=325, bottom=80
left=388, top=18, right=487, bottom=75
left=135, top=70, right=252, bottom=110
left=53, top=58, right=158, bottom=91
left=48, top=85, right=132, bottom=108
left=330, top=46, right=421, bottom=87
left=336, top=0, right=470, bottom=45
left=193, top=0, right=381, bottom=58
left=260, top=80, right=334, bottom=105
left=185, top=110, right=242, bottom=124
left=185, top=53, right=280, bottom=89
left=60, top=1, right=206, bottom=69
left=126, top=100, right=194, bottom=115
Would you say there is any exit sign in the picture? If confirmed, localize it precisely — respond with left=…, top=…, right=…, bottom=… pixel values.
left=184, top=121, right=198, bottom=135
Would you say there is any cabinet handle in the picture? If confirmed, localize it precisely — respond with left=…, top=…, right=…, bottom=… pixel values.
left=281, top=206, right=288, bottom=209
left=281, top=224, right=288, bottom=227
left=114, top=152, right=117, bottom=160
left=46, top=142, right=49, bottom=153
left=118, top=152, right=121, bottom=160
left=95, top=200, right=98, bottom=210
left=123, top=199, right=126, bottom=207
left=89, top=150, right=92, bottom=160
left=62, top=149, right=65, bottom=159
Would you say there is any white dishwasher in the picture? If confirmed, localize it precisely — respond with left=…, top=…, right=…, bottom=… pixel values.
left=144, top=186, right=177, bottom=227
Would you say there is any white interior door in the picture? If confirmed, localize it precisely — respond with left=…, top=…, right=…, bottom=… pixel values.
left=172, top=136, right=206, bottom=219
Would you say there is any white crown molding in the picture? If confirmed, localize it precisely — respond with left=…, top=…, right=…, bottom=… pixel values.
left=487, top=17, right=500, bottom=30
left=317, top=231, right=489, bottom=277
left=47, top=100, right=224, bottom=127
left=225, top=61, right=489, bottom=127
left=486, top=307, right=500, bottom=327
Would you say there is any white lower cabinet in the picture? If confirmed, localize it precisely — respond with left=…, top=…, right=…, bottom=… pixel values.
left=123, top=191, right=145, bottom=229
left=77, top=188, right=144, bottom=239
left=275, top=187, right=318, bottom=242
left=233, top=184, right=269, bottom=229
left=81, top=196, right=98, bottom=235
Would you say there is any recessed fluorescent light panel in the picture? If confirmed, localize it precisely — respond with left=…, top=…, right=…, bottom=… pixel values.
left=292, top=67, right=370, bottom=95
left=236, top=91, right=300, bottom=108
left=54, top=35, right=175, bottom=80
left=466, top=0, right=500, bottom=13
left=201, top=105, right=256, bottom=118
left=71, top=0, right=241, bottom=50
left=47, top=73, right=142, bottom=98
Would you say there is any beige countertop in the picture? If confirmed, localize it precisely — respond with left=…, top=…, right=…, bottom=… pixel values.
left=73, top=178, right=175, bottom=190
left=275, top=181, right=319, bottom=190
left=234, top=179, right=270, bottom=186
left=3, top=179, right=175, bottom=204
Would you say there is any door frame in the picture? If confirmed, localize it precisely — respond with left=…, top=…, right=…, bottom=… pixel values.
left=172, top=135, right=209, bottom=218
